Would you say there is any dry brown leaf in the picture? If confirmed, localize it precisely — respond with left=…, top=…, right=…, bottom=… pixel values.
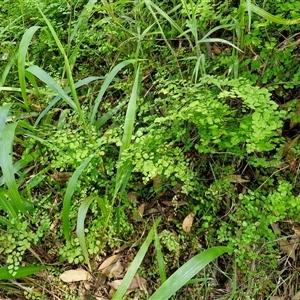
left=162, top=200, right=187, bottom=207
left=182, top=213, right=195, bottom=233
left=138, top=203, right=146, bottom=217
left=99, top=254, right=120, bottom=271
left=152, top=175, right=162, bottom=191
left=225, top=174, right=249, bottom=183
left=147, top=208, right=159, bottom=214
left=100, top=258, right=124, bottom=278
left=132, top=203, right=146, bottom=222
left=278, top=239, right=297, bottom=261
left=108, top=276, right=147, bottom=293
left=274, top=162, right=290, bottom=169
left=113, top=244, right=130, bottom=254
left=292, top=290, right=300, bottom=300
left=291, top=223, right=300, bottom=236
left=270, top=297, right=284, bottom=300
left=59, top=269, right=91, bottom=283
left=271, top=223, right=298, bottom=261
left=127, top=191, right=137, bottom=202
left=212, top=44, right=222, bottom=55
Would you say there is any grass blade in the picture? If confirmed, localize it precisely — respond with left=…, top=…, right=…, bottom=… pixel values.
left=145, top=0, right=186, bottom=39
left=154, top=221, right=166, bottom=283
left=0, top=104, right=11, bottom=131
left=0, top=106, right=27, bottom=215
left=62, top=156, right=93, bottom=241
left=113, top=218, right=161, bottom=300
left=0, top=189, right=18, bottom=220
left=70, top=0, right=97, bottom=42
left=200, top=23, right=237, bottom=40
left=94, top=102, right=125, bottom=129
left=90, top=59, right=137, bottom=124
left=102, top=65, right=141, bottom=235
left=0, top=86, right=55, bottom=95
left=76, top=197, right=94, bottom=271
left=18, top=26, right=41, bottom=110
left=244, top=3, right=300, bottom=25
left=0, top=216, right=11, bottom=226
left=35, top=76, right=101, bottom=126
left=0, top=53, right=17, bottom=87
left=246, top=0, right=252, bottom=30
left=25, top=69, right=41, bottom=95
left=114, top=65, right=140, bottom=196
left=34, top=2, right=87, bottom=129
left=199, top=38, right=242, bottom=52
left=75, top=196, right=108, bottom=271
left=0, top=266, right=46, bottom=280
left=26, top=65, right=77, bottom=111
left=0, top=122, right=25, bottom=213
left=0, top=158, right=32, bottom=186
left=148, top=246, right=232, bottom=300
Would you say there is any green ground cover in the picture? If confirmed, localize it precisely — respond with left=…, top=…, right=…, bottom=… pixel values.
left=0, top=0, right=300, bottom=299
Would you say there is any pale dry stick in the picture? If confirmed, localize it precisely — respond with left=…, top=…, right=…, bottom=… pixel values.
left=257, top=165, right=290, bottom=189
left=249, top=233, right=299, bottom=294
left=266, top=81, right=300, bottom=88
left=261, top=33, right=300, bottom=82
left=8, top=279, right=32, bottom=293
left=255, top=234, right=299, bottom=256
left=293, top=161, right=300, bottom=186
left=24, top=277, right=63, bottom=300
left=143, top=83, right=155, bottom=98
left=278, top=32, right=300, bottom=50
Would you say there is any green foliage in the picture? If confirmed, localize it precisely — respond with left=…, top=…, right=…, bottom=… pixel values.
left=159, top=229, right=180, bottom=259
left=0, top=217, right=49, bottom=277
left=217, top=180, right=300, bottom=269
left=113, top=219, right=231, bottom=300
left=1, top=0, right=300, bottom=298
left=130, top=74, right=285, bottom=193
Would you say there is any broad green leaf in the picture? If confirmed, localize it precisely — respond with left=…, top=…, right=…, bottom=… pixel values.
left=34, top=2, right=87, bottom=129
left=0, top=158, right=32, bottom=187
left=113, top=218, right=161, bottom=300
left=0, top=216, right=11, bottom=226
left=246, top=0, right=252, bottom=30
left=90, top=59, right=137, bottom=124
left=76, top=196, right=107, bottom=270
left=145, top=0, right=186, bottom=38
left=96, top=197, right=108, bottom=219
left=119, top=66, right=140, bottom=152
left=18, top=26, right=41, bottom=110
left=154, top=221, right=166, bottom=283
left=76, top=197, right=94, bottom=271
left=144, top=0, right=189, bottom=68
left=25, top=69, right=41, bottom=95
left=0, top=53, right=17, bottom=87
left=0, top=120, right=27, bottom=215
left=0, top=189, right=17, bottom=220
left=114, top=65, right=140, bottom=196
left=26, top=65, right=77, bottom=111
left=199, top=38, right=242, bottom=52
left=62, top=156, right=93, bottom=241
left=94, top=102, right=125, bottom=129
left=0, top=86, right=55, bottom=95
left=0, top=103, right=11, bottom=131
left=71, top=0, right=97, bottom=42
left=245, top=3, right=300, bottom=25
left=201, top=23, right=237, bottom=40
left=35, top=76, right=101, bottom=126
left=0, top=266, right=46, bottom=280
left=148, top=246, right=232, bottom=300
